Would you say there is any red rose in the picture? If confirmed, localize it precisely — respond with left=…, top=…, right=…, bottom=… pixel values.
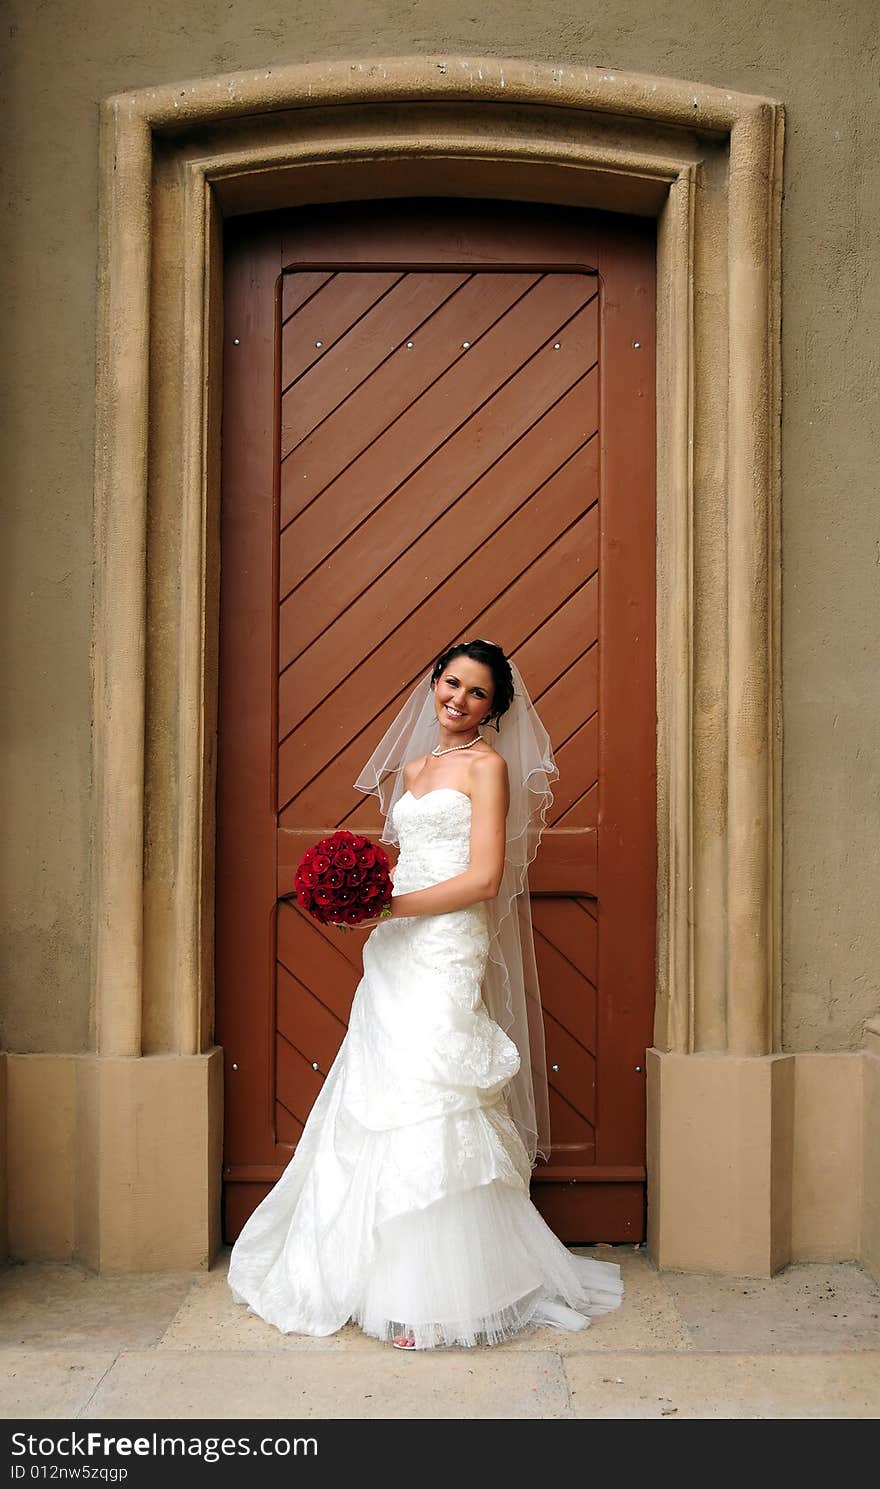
left=289, top=830, right=393, bottom=928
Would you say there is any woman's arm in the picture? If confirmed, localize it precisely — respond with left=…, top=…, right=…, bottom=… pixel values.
left=389, top=753, right=509, bottom=918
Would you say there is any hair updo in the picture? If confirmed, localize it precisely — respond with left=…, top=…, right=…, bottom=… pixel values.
left=430, top=638, right=515, bottom=732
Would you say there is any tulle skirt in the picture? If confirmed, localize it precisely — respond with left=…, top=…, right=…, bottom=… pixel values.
left=356, top=1177, right=623, bottom=1350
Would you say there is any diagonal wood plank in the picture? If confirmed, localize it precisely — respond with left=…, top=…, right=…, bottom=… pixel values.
left=528, top=650, right=599, bottom=758
left=281, top=572, right=600, bottom=834
left=282, top=272, right=470, bottom=440
left=279, top=285, right=599, bottom=569
left=276, top=487, right=599, bottom=813
left=281, top=271, right=404, bottom=389
left=554, top=784, right=601, bottom=829
left=279, top=272, right=542, bottom=489
left=276, top=964, right=348, bottom=1075
left=277, top=900, right=364, bottom=987
left=512, top=589, right=599, bottom=705
left=275, top=1032, right=324, bottom=1126
left=282, top=338, right=598, bottom=610
left=278, top=441, right=598, bottom=731
left=278, top=355, right=598, bottom=640
left=548, top=1085, right=597, bottom=1151
left=282, top=269, right=334, bottom=320
left=274, top=1101, right=304, bottom=1146
left=546, top=717, right=600, bottom=826
left=543, top=1007, right=597, bottom=1123
left=533, top=928, right=598, bottom=1050
left=533, top=897, right=598, bottom=980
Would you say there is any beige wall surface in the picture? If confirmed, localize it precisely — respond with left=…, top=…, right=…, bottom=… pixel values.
left=2, top=1, right=878, bottom=1055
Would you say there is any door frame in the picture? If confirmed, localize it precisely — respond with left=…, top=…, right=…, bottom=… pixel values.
left=85, top=56, right=785, bottom=1273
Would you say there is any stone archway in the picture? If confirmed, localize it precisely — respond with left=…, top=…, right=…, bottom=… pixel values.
left=87, top=56, right=783, bottom=1271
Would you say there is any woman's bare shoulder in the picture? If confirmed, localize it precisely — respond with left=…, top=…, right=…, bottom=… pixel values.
left=476, top=744, right=509, bottom=780
left=471, top=747, right=509, bottom=787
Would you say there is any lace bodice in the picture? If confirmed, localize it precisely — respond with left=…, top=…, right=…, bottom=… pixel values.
left=389, top=787, right=473, bottom=895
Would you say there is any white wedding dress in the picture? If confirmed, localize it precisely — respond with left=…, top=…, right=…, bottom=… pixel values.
left=228, top=786, right=623, bottom=1348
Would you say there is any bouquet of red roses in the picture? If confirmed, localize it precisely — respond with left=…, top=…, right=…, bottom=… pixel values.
left=290, top=830, right=393, bottom=927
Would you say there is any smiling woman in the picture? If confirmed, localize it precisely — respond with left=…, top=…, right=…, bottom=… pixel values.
left=227, top=640, right=624, bottom=1348
left=432, top=644, right=508, bottom=734
left=353, top=643, right=513, bottom=923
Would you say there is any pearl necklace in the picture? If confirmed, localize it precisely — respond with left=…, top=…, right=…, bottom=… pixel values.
left=431, top=732, right=482, bottom=757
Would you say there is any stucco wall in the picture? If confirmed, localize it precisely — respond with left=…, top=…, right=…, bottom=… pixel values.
left=2, top=1, right=878, bottom=1054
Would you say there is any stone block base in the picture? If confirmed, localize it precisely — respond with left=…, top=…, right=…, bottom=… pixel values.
left=4, top=1048, right=224, bottom=1272
left=647, top=1047, right=865, bottom=1277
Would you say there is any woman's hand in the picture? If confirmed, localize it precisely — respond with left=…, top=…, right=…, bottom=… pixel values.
left=328, top=911, right=389, bottom=934
left=328, top=866, right=396, bottom=933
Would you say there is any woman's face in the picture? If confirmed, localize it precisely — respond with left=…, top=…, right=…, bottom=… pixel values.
left=432, top=654, right=495, bottom=735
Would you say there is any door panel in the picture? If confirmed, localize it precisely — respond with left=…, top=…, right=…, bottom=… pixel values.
left=216, top=199, right=656, bottom=1242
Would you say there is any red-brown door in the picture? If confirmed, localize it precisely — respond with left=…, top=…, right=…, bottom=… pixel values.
left=216, top=199, right=656, bottom=1243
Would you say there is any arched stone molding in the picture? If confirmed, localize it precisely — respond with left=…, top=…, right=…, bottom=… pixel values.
left=86, top=55, right=784, bottom=1270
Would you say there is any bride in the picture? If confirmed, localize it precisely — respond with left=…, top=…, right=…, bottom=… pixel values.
left=227, top=639, right=623, bottom=1349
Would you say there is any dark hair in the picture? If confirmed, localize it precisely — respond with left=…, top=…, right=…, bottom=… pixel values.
left=430, top=638, right=515, bottom=732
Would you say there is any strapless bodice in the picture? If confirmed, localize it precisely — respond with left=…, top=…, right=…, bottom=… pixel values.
left=390, top=787, right=473, bottom=895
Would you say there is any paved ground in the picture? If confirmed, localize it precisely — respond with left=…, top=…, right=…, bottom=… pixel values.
left=2, top=1246, right=879, bottom=1419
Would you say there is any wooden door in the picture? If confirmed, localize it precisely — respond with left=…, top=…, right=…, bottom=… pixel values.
left=216, top=199, right=656, bottom=1243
